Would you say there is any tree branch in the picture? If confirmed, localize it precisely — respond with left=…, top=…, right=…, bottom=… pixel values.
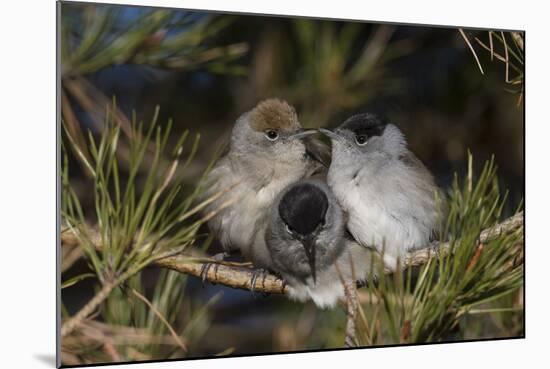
left=61, top=279, right=118, bottom=338
left=404, top=211, right=524, bottom=267
left=154, top=256, right=289, bottom=294
left=61, top=211, right=524, bottom=296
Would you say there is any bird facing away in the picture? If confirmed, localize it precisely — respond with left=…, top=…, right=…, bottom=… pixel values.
left=200, top=99, right=323, bottom=269
left=266, top=179, right=374, bottom=308
left=320, top=113, right=445, bottom=270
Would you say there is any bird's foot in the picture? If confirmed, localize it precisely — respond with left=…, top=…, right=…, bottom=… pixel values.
left=199, top=252, right=231, bottom=286
left=249, top=268, right=271, bottom=298
left=429, top=240, right=440, bottom=254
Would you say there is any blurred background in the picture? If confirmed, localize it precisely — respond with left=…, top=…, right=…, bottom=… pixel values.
left=60, top=1, right=524, bottom=365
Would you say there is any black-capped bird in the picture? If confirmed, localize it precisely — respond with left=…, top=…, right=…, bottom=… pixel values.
left=320, top=113, right=445, bottom=270
left=265, top=179, right=374, bottom=308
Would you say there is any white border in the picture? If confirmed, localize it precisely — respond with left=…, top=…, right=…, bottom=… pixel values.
left=2, top=0, right=548, bottom=368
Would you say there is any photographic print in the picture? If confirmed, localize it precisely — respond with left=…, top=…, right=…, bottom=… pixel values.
left=58, top=1, right=524, bottom=366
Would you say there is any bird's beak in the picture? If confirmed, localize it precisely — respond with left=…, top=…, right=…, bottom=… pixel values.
left=290, top=129, right=317, bottom=140
left=318, top=128, right=342, bottom=141
left=301, top=237, right=317, bottom=284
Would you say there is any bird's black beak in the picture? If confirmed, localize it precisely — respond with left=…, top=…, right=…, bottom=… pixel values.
left=301, top=236, right=317, bottom=284
left=318, top=128, right=342, bottom=141
left=290, top=129, right=317, bottom=140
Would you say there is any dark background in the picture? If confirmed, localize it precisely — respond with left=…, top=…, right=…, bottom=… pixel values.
left=61, top=1, right=524, bottom=361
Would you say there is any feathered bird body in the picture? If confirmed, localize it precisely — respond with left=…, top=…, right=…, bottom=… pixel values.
left=203, top=148, right=315, bottom=267
left=266, top=179, right=374, bottom=308
left=201, top=99, right=322, bottom=268
left=279, top=238, right=373, bottom=308
left=324, top=114, right=443, bottom=269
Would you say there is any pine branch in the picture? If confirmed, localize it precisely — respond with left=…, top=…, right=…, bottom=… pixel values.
left=155, top=256, right=288, bottom=294
left=61, top=211, right=523, bottom=296
left=404, top=210, right=524, bottom=267
left=61, top=279, right=119, bottom=338
left=341, top=280, right=359, bottom=348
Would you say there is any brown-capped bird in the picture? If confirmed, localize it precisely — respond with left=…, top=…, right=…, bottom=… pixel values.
left=200, top=99, right=327, bottom=271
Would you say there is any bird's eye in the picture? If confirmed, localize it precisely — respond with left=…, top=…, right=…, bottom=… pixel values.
left=355, top=134, right=368, bottom=146
left=265, top=130, right=279, bottom=141
left=285, top=224, right=294, bottom=234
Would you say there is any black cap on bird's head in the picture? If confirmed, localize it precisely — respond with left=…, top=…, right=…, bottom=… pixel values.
left=278, top=182, right=329, bottom=283
left=339, top=113, right=388, bottom=135
left=319, top=113, right=388, bottom=145
left=279, top=183, right=329, bottom=236
left=319, top=113, right=408, bottom=157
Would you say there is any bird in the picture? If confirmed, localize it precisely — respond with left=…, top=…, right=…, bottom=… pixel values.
left=200, top=98, right=327, bottom=272
left=265, top=179, right=374, bottom=308
left=320, top=113, right=445, bottom=271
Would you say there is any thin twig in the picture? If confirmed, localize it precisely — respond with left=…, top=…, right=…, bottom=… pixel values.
left=66, top=320, right=191, bottom=346
left=130, top=288, right=188, bottom=353
left=473, top=37, right=522, bottom=75
left=501, top=31, right=510, bottom=83
left=102, top=342, right=121, bottom=362
left=61, top=279, right=118, bottom=338
left=335, top=261, right=359, bottom=348
left=511, top=32, right=524, bottom=51
left=61, top=90, right=92, bottom=176
left=343, top=281, right=358, bottom=348
left=61, top=244, right=84, bottom=272
left=459, top=28, right=484, bottom=75
left=489, top=31, right=494, bottom=61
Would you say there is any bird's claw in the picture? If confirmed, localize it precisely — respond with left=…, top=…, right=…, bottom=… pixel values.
left=199, top=252, right=228, bottom=286
left=249, top=268, right=270, bottom=298
left=200, top=262, right=214, bottom=285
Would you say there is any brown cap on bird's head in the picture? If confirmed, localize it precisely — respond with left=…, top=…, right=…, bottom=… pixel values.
left=248, top=98, right=300, bottom=132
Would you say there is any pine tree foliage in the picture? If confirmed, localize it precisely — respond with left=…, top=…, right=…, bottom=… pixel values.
left=356, top=155, right=523, bottom=345
left=60, top=106, right=226, bottom=354
left=58, top=4, right=524, bottom=364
